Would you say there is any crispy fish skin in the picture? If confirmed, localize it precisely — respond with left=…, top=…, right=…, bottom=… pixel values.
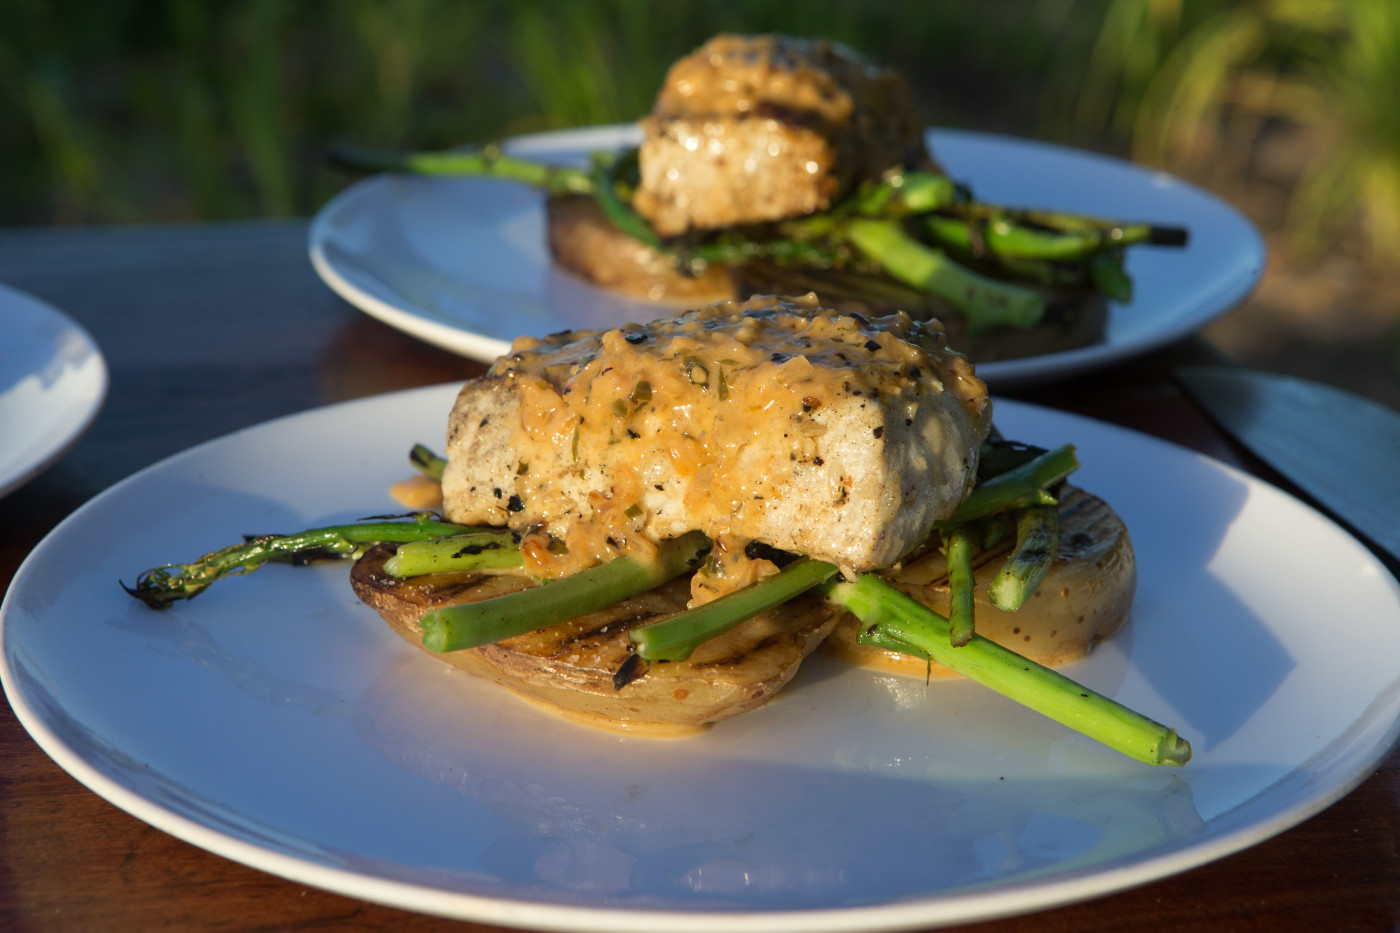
left=351, top=544, right=841, bottom=730
left=633, top=34, right=933, bottom=236
left=439, top=295, right=990, bottom=576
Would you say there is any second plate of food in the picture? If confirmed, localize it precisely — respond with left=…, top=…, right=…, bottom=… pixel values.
left=310, top=125, right=1264, bottom=388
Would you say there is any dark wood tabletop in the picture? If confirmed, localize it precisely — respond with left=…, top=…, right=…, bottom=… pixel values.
left=1, top=221, right=1397, bottom=932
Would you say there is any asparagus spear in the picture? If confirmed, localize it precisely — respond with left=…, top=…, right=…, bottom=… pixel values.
left=941, top=444, right=1079, bottom=526
left=851, top=171, right=962, bottom=217
left=418, top=531, right=710, bottom=653
left=1089, top=251, right=1134, bottom=302
left=382, top=530, right=522, bottom=577
left=989, top=505, right=1061, bottom=611
left=943, top=526, right=977, bottom=646
left=327, top=142, right=594, bottom=196
left=125, top=514, right=474, bottom=609
left=409, top=443, right=447, bottom=481
left=844, top=218, right=1047, bottom=333
left=627, top=557, right=839, bottom=662
left=824, top=573, right=1191, bottom=766
left=922, top=206, right=1187, bottom=260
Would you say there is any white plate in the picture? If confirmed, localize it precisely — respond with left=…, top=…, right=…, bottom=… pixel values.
left=309, top=125, right=1264, bottom=388
left=0, top=283, right=108, bottom=498
left=5, top=386, right=1399, bottom=931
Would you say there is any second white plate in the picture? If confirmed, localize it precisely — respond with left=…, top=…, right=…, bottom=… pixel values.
left=309, top=125, right=1264, bottom=388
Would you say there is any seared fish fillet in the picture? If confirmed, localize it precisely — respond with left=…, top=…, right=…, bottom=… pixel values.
left=440, top=294, right=990, bottom=580
left=633, top=34, right=933, bottom=236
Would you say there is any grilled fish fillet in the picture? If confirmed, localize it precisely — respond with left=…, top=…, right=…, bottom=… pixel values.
left=633, top=34, right=933, bottom=236
left=440, top=294, right=990, bottom=580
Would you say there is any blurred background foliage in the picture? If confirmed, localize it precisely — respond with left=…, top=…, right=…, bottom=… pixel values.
left=3, top=0, right=1396, bottom=272
left=3, top=0, right=1400, bottom=405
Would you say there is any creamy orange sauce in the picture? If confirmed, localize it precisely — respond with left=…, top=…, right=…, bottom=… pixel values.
left=388, top=474, right=443, bottom=511
left=486, top=294, right=986, bottom=589
left=819, top=636, right=953, bottom=679
left=689, top=532, right=781, bottom=605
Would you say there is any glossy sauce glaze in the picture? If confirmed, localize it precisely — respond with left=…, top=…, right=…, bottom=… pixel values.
left=484, top=293, right=988, bottom=592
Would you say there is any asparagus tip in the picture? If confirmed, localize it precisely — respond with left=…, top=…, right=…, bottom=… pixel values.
left=121, top=576, right=178, bottom=610
left=420, top=613, right=451, bottom=653
left=1158, top=730, right=1193, bottom=766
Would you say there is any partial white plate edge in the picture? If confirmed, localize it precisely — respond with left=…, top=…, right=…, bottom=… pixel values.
left=305, top=213, right=507, bottom=361
left=0, top=283, right=109, bottom=498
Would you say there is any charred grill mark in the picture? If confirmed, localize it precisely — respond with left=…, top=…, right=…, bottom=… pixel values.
left=420, top=577, right=503, bottom=600
left=452, top=541, right=501, bottom=557
left=546, top=610, right=668, bottom=655
left=613, top=652, right=648, bottom=690
left=688, top=633, right=788, bottom=669
left=743, top=539, right=800, bottom=567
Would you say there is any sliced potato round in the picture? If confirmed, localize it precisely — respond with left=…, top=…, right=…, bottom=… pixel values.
left=822, top=485, right=1135, bottom=677
left=545, top=194, right=734, bottom=304
left=351, top=544, right=840, bottom=733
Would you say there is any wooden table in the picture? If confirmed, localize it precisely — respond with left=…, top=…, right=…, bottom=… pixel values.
left=2, top=222, right=1397, bottom=932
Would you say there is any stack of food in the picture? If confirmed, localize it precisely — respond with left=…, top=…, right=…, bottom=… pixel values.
left=131, top=35, right=1191, bottom=767
left=129, top=292, right=1183, bottom=765
left=333, top=33, right=1186, bottom=363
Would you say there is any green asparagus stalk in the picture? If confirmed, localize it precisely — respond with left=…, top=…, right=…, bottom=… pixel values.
left=684, top=231, right=845, bottom=270
left=941, top=444, right=1079, bottom=526
left=126, top=515, right=474, bottom=609
left=943, top=527, right=977, bottom=646
left=989, top=505, right=1061, bottom=611
left=629, top=557, right=839, bottom=663
left=845, top=218, right=1046, bottom=332
left=852, top=171, right=961, bottom=217
left=383, top=530, right=522, bottom=577
left=923, top=207, right=1186, bottom=260
left=824, top=573, right=1191, bottom=766
left=590, top=148, right=662, bottom=248
left=1089, top=251, right=1134, bottom=302
left=409, top=443, right=447, bottom=481
left=327, top=142, right=594, bottom=196
left=419, top=531, right=710, bottom=653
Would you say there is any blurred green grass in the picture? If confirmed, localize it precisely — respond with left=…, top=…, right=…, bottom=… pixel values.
left=0, top=1, right=1148, bottom=223
left=2, top=0, right=1396, bottom=267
